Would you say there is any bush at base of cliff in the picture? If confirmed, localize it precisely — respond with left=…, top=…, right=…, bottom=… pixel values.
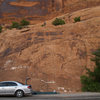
left=81, top=76, right=100, bottom=92
left=52, top=18, right=65, bottom=26
left=0, top=26, right=2, bottom=33
left=81, top=48, right=100, bottom=92
left=20, top=19, right=30, bottom=26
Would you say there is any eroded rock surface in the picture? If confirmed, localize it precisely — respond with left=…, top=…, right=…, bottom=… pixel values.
left=0, top=6, right=100, bottom=93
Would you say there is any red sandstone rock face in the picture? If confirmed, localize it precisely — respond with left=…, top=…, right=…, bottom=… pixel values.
left=1, top=0, right=100, bottom=24
left=0, top=5, right=100, bottom=93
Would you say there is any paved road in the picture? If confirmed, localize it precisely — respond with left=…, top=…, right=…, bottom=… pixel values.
left=0, top=93, right=100, bottom=100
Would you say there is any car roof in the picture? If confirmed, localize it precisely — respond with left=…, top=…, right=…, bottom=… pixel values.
left=0, top=81, right=18, bottom=83
left=0, top=81, right=24, bottom=85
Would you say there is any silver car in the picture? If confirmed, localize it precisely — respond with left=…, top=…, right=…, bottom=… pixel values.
left=0, top=81, right=32, bottom=97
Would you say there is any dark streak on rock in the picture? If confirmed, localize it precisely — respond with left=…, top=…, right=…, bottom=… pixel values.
left=34, top=37, right=44, bottom=44
left=70, top=41, right=77, bottom=49
left=51, top=37, right=62, bottom=40
left=0, top=41, right=33, bottom=58
left=27, top=37, right=32, bottom=40
left=1, top=48, right=12, bottom=57
left=21, top=29, right=30, bottom=33
left=36, top=32, right=44, bottom=36
left=56, top=54, right=65, bottom=61
left=76, top=49, right=87, bottom=59
left=14, top=41, right=33, bottom=52
left=45, top=32, right=63, bottom=36
left=42, top=53, right=50, bottom=60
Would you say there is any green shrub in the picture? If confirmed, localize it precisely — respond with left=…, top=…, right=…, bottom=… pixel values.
left=81, top=48, right=100, bottom=92
left=52, top=18, right=65, bottom=26
left=74, top=16, right=81, bottom=22
left=11, top=22, right=21, bottom=29
left=41, top=24, right=45, bottom=27
left=9, top=19, right=30, bottom=30
left=20, top=19, right=30, bottom=26
left=17, top=25, right=23, bottom=29
left=82, top=82, right=100, bottom=92
left=0, top=26, right=2, bottom=33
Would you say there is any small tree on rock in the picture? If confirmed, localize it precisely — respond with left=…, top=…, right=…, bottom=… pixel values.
left=81, top=48, right=100, bottom=92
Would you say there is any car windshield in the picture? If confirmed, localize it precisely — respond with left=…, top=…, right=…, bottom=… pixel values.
left=17, top=82, right=25, bottom=85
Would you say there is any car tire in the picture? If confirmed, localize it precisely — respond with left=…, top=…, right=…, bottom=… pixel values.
left=15, top=90, right=24, bottom=98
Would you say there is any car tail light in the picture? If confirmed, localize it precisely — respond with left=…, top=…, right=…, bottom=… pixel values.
left=27, top=85, right=32, bottom=89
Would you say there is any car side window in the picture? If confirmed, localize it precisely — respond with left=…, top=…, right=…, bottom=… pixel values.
left=0, top=82, right=18, bottom=87
left=0, top=82, right=7, bottom=87
left=7, top=82, right=17, bottom=86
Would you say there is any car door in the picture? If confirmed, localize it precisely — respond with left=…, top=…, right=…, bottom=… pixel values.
left=0, top=82, right=8, bottom=95
left=0, top=82, right=17, bottom=95
left=0, top=83, right=2, bottom=95
left=0, top=82, right=4, bottom=95
left=5, top=82, right=18, bottom=95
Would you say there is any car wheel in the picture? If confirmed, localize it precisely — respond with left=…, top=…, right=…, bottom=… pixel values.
left=15, top=90, right=24, bottom=98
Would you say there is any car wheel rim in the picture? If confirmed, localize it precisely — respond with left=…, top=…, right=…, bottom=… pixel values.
left=17, top=91, right=23, bottom=97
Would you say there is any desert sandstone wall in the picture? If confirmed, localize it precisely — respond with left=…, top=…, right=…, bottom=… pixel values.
left=0, top=6, right=100, bottom=93
left=0, top=0, right=100, bottom=93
